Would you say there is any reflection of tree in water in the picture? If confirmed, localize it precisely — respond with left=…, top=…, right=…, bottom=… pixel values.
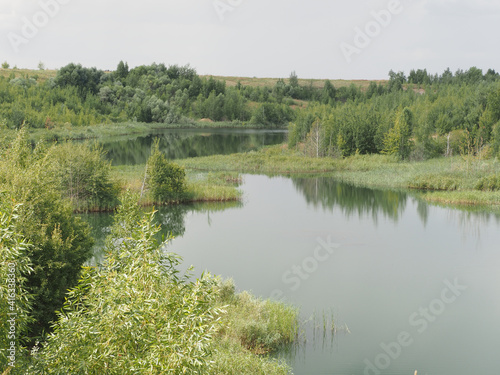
left=100, top=130, right=286, bottom=166
left=292, top=177, right=500, bottom=240
left=156, top=201, right=242, bottom=238
left=82, top=201, right=242, bottom=265
left=291, top=177, right=409, bottom=223
left=445, top=206, right=500, bottom=246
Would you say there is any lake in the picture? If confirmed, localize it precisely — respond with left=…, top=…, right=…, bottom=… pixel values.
left=97, top=128, right=287, bottom=165
left=83, top=129, right=500, bottom=374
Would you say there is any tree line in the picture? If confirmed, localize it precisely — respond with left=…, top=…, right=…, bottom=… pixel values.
left=289, top=68, right=500, bottom=160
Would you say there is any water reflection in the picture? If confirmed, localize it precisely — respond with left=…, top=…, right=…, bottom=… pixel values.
left=81, top=201, right=242, bottom=265
left=100, top=129, right=286, bottom=166
left=291, top=176, right=500, bottom=233
left=292, top=177, right=409, bottom=223
left=445, top=207, right=500, bottom=246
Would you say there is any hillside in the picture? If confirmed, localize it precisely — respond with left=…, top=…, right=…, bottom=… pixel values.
left=0, top=67, right=385, bottom=89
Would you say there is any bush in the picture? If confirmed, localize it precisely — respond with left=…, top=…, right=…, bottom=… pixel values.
left=28, top=194, right=223, bottom=374
left=0, top=129, right=94, bottom=340
left=146, top=139, right=187, bottom=202
left=0, top=196, right=33, bottom=372
left=44, top=142, right=119, bottom=211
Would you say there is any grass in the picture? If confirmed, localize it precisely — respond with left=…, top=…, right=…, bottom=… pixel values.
left=0, top=68, right=56, bottom=81
left=178, top=144, right=500, bottom=207
left=209, top=279, right=299, bottom=374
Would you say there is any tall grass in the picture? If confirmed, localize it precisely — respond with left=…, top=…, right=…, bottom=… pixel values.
left=216, top=280, right=299, bottom=354
left=196, top=278, right=299, bottom=374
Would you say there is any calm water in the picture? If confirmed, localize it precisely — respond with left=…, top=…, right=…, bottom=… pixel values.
left=83, top=131, right=500, bottom=374
left=159, top=176, right=500, bottom=375
left=97, top=128, right=287, bottom=165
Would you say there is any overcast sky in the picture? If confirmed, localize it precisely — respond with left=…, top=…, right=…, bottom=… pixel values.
left=1, top=0, right=500, bottom=80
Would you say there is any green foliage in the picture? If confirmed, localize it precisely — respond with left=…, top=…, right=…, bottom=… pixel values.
left=388, top=70, right=406, bottom=92
left=0, top=129, right=94, bottom=340
left=44, top=143, right=120, bottom=211
left=228, top=292, right=298, bottom=353
left=55, top=63, right=104, bottom=99
left=382, top=107, right=413, bottom=159
left=0, top=196, right=33, bottom=371
left=212, top=279, right=297, bottom=374
left=28, top=194, right=224, bottom=374
left=475, top=175, right=500, bottom=191
left=492, top=122, right=500, bottom=157
left=408, top=174, right=460, bottom=191
left=2, top=61, right=10, bottom=69
left=251, top=102, right=294, bottom=127
left=115, top=60, right=129, bottom=81
left=146, top=140, right=187, bottom=202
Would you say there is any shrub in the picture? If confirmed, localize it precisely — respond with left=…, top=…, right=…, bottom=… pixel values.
left=28, top=194, right=224, bottom=374
left=0, top=196, right=33, bottom=372
left=0, top=129, right=94, bottom=340
left=146, top=139, right=187, bottom=202
left=44, top=142, right=119, bottom=211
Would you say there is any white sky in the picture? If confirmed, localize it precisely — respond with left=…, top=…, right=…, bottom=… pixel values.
left=1, top=0, right=500, bottom=80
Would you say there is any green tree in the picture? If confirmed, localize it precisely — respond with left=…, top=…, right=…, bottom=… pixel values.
left=387, top=70, right=406, bottom=92
left=491, top=122, right=500, bottom=157
left=29, top=194, right=223, bottom=374
left=322, top=80, right=336, bottom=104
left=146, top=140, right=187, bottom=202
left=116, top=60, right=129, bottom=81
left=2, top=61, right=10, bottom=69
left=288, top=71, right=299, bottom=88
left=382, top=107, right=413, bottom=159
left=54, top=63, right=104, bottom=99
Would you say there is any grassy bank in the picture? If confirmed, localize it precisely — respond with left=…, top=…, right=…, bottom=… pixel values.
left=210, top=279, right=298, bottom=374
left=110, top=166, right=242, bottom=209
left=178, top=144, right=500, bottom=207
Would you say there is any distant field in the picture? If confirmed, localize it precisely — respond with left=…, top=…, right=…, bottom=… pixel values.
left=0, top=68, right=386, bottom=89
left=200, top=75, right=386, bottom=90
left=0, top=68, right=56, bottom=81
